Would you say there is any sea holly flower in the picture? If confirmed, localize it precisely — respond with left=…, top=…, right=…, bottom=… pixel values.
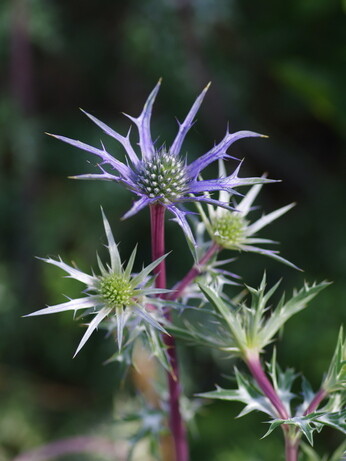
left=47, top=80, right=272, bottom=243
left=195, top=160, right=298, bottom=268
left=25, top=210, right=169, bottom=357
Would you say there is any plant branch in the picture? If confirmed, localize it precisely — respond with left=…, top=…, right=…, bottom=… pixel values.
left=245, top=352, right=289, bottom=420
left=166, top=242, right=221, bottom=301
left=304, top=388, right=328, bottom=415
left=245, top=352, right=299, bottom=461
left=284, top=437, right=299, bottom=461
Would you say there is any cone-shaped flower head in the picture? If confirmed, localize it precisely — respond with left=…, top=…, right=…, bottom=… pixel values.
left=48, top=80, right=272, bottom=243
left=25, top=210, right=169, bottom=356
left=196, top=160, right=298, bottom=269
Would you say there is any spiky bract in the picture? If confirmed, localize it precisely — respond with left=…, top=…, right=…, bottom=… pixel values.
left=25, top=210, right=169, bottom=357
left=195, top=160, right=298, bottom=268
left=48, top=81, right=273, bottom=244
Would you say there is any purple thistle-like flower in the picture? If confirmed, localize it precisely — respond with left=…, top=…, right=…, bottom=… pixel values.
left=48, top=80, right=271, bottom=242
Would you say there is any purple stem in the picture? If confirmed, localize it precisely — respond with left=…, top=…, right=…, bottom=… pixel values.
left=245, top=352, right=289, bottom=419
left=166, top=242, right=220, bottom=301
left=304, top=388, right=328, bottom=415
left=150, top=204, right=189, bottom=461
left=285, top=439, right=299, bottom=461
left=245, top=352, right=299, bottom=461
left=150, top=204, right=167, bottom=287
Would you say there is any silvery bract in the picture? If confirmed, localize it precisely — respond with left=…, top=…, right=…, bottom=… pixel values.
left=199, top=275, right=329, bottom=356
left=25, top=210, right=169, bottom=357
left=195, top=160, right=298, bottom=268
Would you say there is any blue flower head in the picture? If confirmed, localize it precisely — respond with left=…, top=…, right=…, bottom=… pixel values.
left=49, top=80, right=272, bottom=243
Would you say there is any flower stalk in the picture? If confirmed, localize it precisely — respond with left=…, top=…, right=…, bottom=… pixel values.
left=167, top=242, right=221, bottom=301
left=150, top=204, right=189, bottom=461
left=303, top=388, right=328, bottom=415
left=245, top=352, right=289, bottom=420
left=245, top=352, right=302, bottom=461
left=285, top=438, right=299, bottom=461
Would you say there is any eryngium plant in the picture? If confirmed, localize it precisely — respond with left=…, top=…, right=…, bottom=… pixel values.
left=24, top=81, right=345, bottom=461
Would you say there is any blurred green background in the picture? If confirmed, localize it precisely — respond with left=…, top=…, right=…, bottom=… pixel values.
left=0, top=0, right=345, bottom=459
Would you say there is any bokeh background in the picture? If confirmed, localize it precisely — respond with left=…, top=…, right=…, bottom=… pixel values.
left=1, top=0, right=345, bottom=460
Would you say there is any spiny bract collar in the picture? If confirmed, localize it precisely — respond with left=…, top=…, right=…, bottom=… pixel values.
left=48, top=80, right=272, bottom=244
left=25, top=210, right=169, bottom=356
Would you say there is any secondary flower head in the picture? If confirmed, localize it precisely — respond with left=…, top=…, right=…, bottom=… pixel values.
left=48, top=80, right=272, bottom=243
left=25, top=210, right=169, bottom=357
left=195, top=160, right=298, bottom=269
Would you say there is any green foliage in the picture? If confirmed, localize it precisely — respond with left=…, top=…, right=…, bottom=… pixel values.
left=198, top=368, right=277, bottom=418
left=199, top=275, right=329, bottom=356
left=267, top=350, right=297, bottom=410
left=322, top=327, right=346, bottom=393
left=197, top=339, right=345, bottom=449
left=263, top=410, right=346, bottom=446
left=119, top=401, right=167, bottom=461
